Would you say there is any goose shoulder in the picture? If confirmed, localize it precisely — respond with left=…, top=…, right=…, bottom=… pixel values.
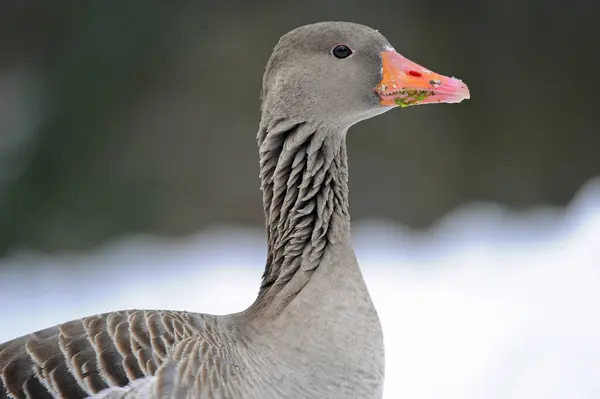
left=0, top=310, right=242, bottom=398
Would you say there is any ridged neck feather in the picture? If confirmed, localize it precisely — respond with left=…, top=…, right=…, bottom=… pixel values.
left=255, top=113, right=351, bottom=304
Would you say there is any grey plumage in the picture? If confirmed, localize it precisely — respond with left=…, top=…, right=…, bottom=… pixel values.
left=1, top=21, right=469, bottom=399
left=258, top=120, right=348, bottom=295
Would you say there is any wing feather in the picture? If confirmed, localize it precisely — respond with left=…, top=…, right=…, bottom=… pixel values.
left=1, top=311, right=239, bottom=399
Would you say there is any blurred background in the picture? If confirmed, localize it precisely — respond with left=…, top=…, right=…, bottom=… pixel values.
left=0, top=1, right=599, bottom=398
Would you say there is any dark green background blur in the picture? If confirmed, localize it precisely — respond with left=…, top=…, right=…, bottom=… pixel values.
left=0, top=1, right=597, bottom=256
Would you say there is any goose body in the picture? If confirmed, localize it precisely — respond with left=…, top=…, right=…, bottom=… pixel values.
left=0, top=22, right=469, bottom=399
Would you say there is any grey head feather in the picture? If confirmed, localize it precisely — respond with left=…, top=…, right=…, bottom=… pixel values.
left=261, top=22, right=392, bottom=126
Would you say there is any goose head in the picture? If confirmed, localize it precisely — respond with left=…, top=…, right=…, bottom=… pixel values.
left=261, top=21, right=470, bottom=128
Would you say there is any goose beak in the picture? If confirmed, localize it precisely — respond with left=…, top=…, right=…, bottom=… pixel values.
left=376, top=50, right=470, bottom=107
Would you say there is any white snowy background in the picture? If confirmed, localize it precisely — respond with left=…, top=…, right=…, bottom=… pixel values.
left=1, top=179, right=599, bottom=399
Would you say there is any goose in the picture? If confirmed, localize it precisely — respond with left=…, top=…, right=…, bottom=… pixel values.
left=0, top=21, right=469, bottom=399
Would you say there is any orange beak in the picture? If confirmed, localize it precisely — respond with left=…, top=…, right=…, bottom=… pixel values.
left=376, top=50, right=470, bottom=107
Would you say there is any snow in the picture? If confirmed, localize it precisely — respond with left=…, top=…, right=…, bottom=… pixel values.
left=1, top=178, right=599, bottom=398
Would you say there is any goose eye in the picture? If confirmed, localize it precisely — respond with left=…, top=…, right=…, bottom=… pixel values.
left=332, top=45, right=352, bottom=59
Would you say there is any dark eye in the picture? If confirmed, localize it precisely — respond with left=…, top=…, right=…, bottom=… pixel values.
left=332, top=45, right=352, bottom=59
